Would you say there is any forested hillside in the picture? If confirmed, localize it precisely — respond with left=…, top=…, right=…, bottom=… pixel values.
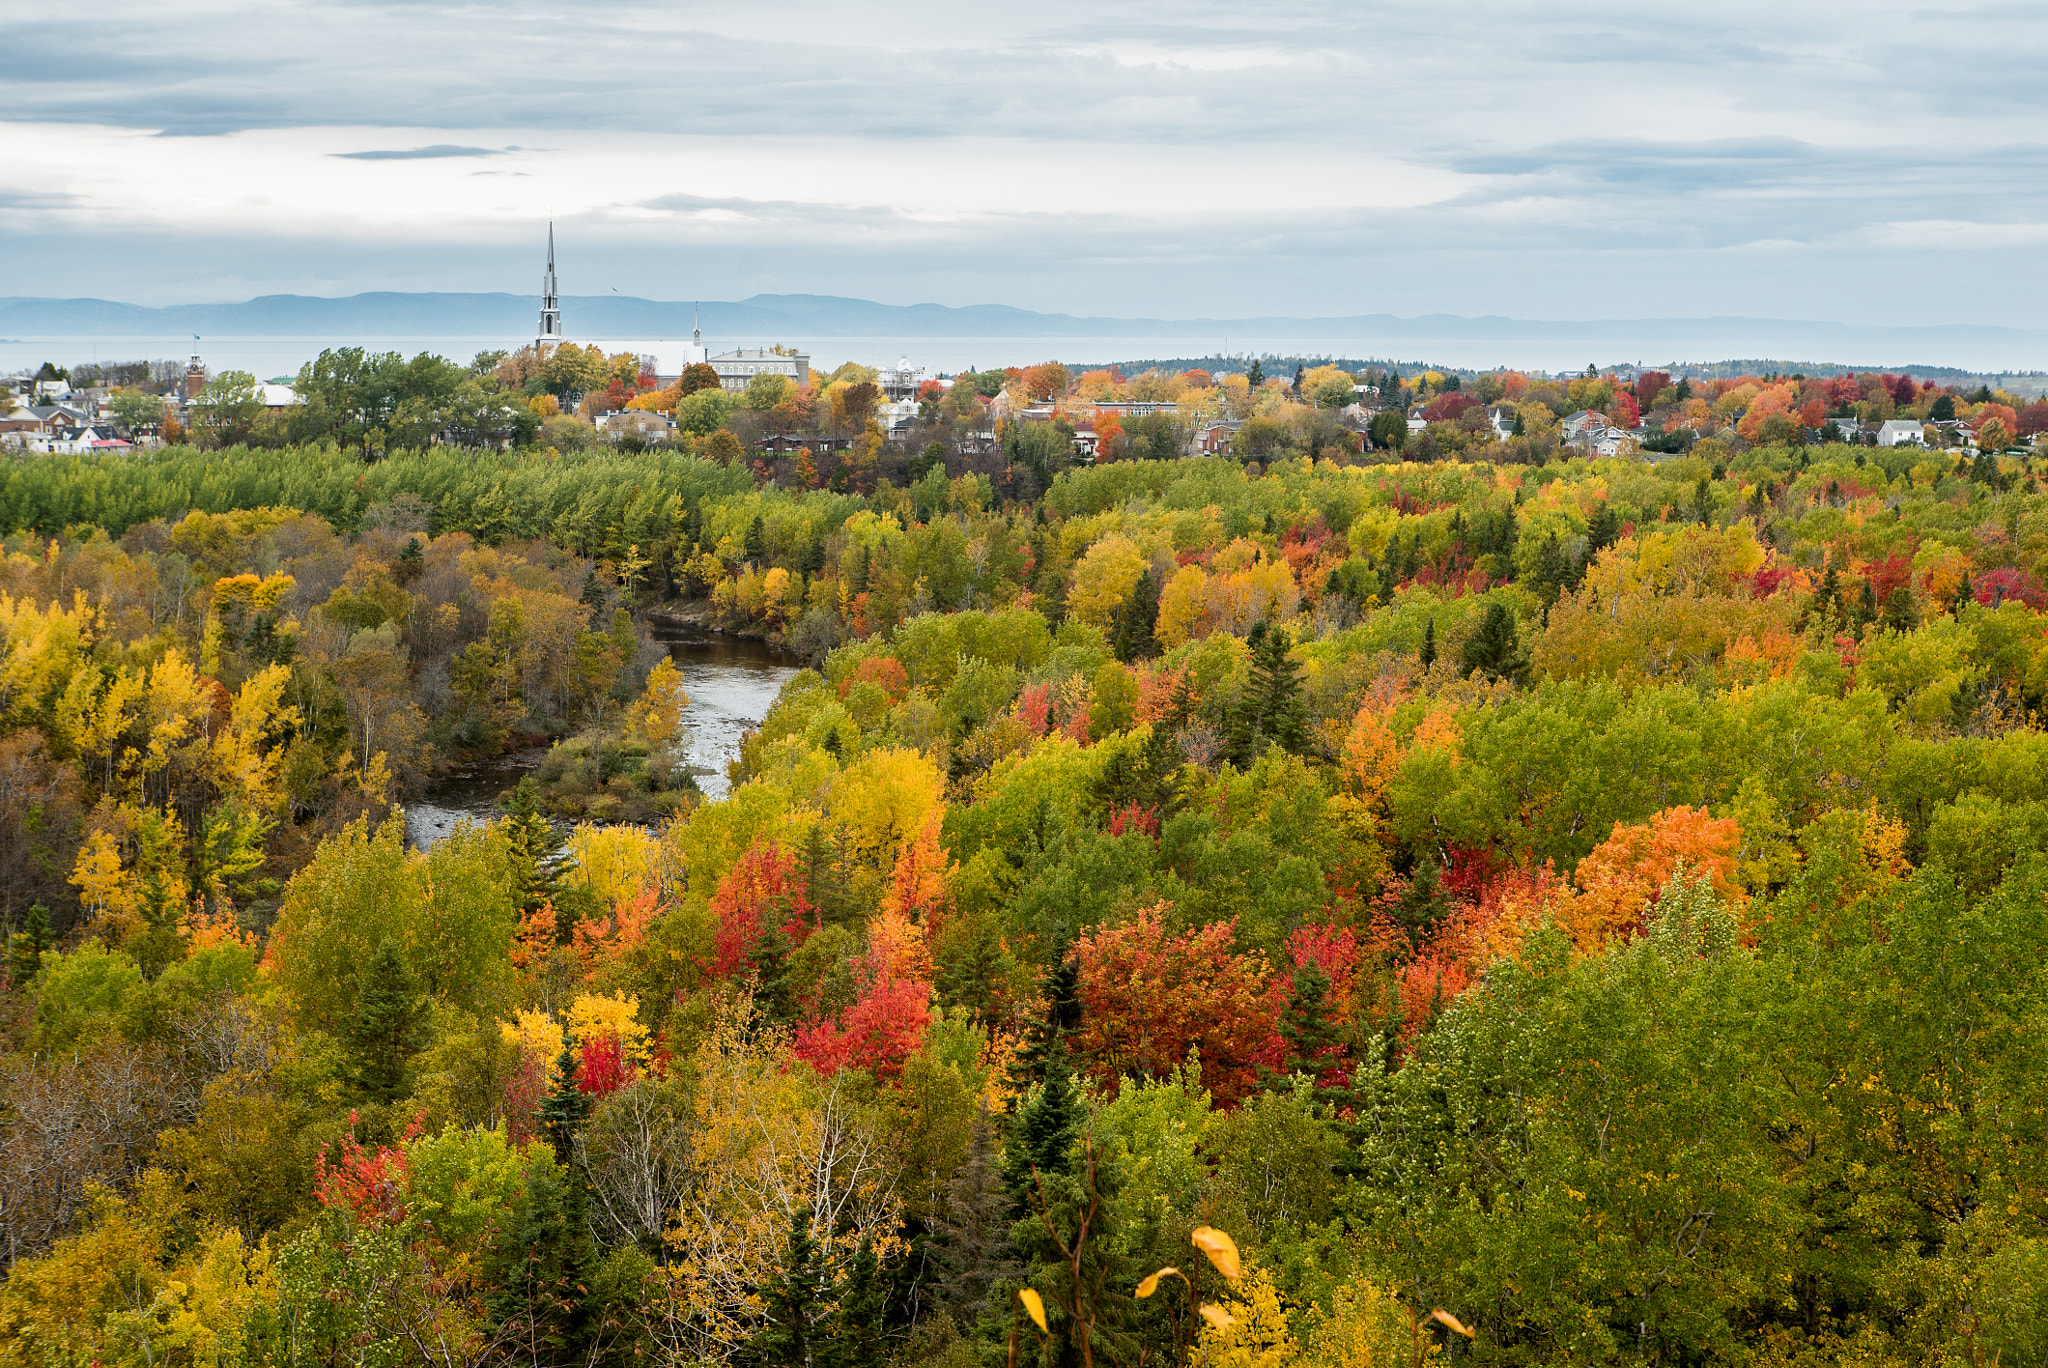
left=4, top=426, right=2048, bottom=1367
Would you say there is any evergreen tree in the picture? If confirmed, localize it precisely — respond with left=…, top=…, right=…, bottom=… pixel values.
left=1882, top=586, right=1919, bottom=633
left=822, top=1234, right=888, bottom=1368
left=1532, top=532, right=1571, bottom=606
left=930, top=1106, right=1012, bottom=1327
left=488, top=1157, right=593, bottom=1367
left=1008, top=959, right=1081, bottom=1103
left=744, top=515, right=768, bottom=563
left=395, top=535, right=424, bottom=585
left=1005, top=1039, right=1082, bottom=1216
left=1460, top=601, right=1529, bottom=685
left=1392, top=857, right=1455, bottom=949
left=1510, top=409, right=1526, bottom=437
left=341, top=938, right=430, bottom=1102
left=1229, top=623, right=1307, bottom=764
left=1419, top=617, right=1437, bottom=670
left=540, top=1029, right=592, bottom=1169
left=1955, top=571, right=1974, bottom=617
left=1247, top=359, right=1264, bottom=389
left=749, top=924, right=800, bottom=1030
left=1110, top=570, right=1160, bottom=663
left=1291, top=363, right=1305, bottom=394
left=504, top=777, right=568, bottom=918
left=798, top=536, right=827, bottom=576
left=1265, top=959, right=1346, bottom=1092
left=1856, top=579, right=1879, bottom=631
left=1586, top=502, right=1623, bottom=555
left=6, top=904, right=49, bottom=989
left=754, top=1206, right=830, bottom=1368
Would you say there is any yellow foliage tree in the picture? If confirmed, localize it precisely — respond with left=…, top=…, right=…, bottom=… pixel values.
left=569, top=991, right=653, bottom=1065
left=632, top=656, right=692, bottom=748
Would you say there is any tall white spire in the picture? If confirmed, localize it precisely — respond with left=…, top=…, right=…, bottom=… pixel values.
left=537, top=222, right=561, bottom=350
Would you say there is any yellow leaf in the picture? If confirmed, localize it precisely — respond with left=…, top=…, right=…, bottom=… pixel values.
left=1019, top=1287, right=1048, bottom=1334
left=1200, top=1303, right=1235, bottom=1331
left=1430, top=1308, right=1475, bottom=1338
left=1136, top=1267, right=1179, bottom=1298
left=1191, top=1226, right=1241, bottom=1280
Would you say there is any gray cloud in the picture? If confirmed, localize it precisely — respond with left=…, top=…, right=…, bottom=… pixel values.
left=333, top=144, right=510, bottom=160
left=5, top=0, right=2048, bottom=337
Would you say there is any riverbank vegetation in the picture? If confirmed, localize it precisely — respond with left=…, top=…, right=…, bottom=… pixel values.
left=6, top=418, right=2048, bottom=1364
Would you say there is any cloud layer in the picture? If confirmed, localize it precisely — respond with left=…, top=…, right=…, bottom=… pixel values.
left=2, top=0, right=2045, bottom=344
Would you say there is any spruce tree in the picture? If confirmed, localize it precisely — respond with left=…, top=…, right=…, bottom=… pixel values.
left=1004, top=1038, right=1082, bottom=1217
left=488, top=1157, right=593, bottom=1366
left=504, top=777, right=568, bottom=918
left=1882, top=586, right=1919, bottom=633
left=754, top=1206, right=830, bottom=1368
left=342, top=938, right=430, bottom=1103
left=823, top=1234, right=888, bottom=1368
left=744, top=516, right=768, bottom=563
left=931, top=1106, right=1012, bottom=1326
left=1392, top=857, right=1454, bottom=949
left=6, top=904, right=49, bottom=989
left=1110, top=570, right=1160, bottom=663
left=1246, top=359, right=1264, bottom=389
left=1955, top=571, right=1974, bottom=617
left=1459, top=601, right=1528, bottom=685
left=540, top=1029, right=592, bottom=1169
left=1275, top=959, right=1344, bottom=1084
left=1419, top=617, right=1437, bottom=670
left=1007, top=959, right=1081, bottom=1103
left=749, top=924, right=800, bottom=1030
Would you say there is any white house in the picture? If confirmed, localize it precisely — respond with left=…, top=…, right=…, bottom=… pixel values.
left=1876, top=419, right=1923, bottom=447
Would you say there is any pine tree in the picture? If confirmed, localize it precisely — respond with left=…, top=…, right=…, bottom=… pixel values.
left=1246, top=359, right=1264, bottom=389
left=342, top=938, right=430, bottom=1103
left=1955, top=571, right=1974, bottom=617
left=504, top=777, right=568, bottom=918
left=754, top=1205, right=830, bottom=1368
left=1275, top=959, right=1344, bottom=1084
left=744, top=515, right=768, bottom=563
left=1586, top=502, right=1623, bottom=555
left=1510, top=409, right=1526, bottom=437
left=1857, top=579, right=1879, bottom=631
left=1419, top=617, right=1437, bottom=670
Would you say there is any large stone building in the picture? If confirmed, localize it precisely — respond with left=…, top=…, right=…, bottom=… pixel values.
left=708, top=348, right=810, bottom=393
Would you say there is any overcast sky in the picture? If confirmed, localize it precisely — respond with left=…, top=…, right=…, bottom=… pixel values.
left=4, top=0, right=2046, bottom=327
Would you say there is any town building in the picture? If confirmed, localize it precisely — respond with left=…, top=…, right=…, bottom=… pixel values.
left=709, top=349, right=811, bottom=393
left=1876, top=419, right=1924, bottom=447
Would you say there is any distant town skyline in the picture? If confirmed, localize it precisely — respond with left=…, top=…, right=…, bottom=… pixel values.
left=3, top=1, right=2044, bottom=328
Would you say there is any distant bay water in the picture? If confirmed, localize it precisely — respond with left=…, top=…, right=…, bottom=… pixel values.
left=9, top=322, right=2048, bottom=381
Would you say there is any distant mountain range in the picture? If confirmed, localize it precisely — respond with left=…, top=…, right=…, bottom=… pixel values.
left=2, top=292, right=2044, bottom=378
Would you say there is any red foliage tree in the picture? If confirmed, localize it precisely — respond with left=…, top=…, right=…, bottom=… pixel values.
left=314, top=1111, right=421, bottom=1225
left=576, top=1032, right=636, bottom=1098
left=1976, top=566, right=2047, bottom=610
left=1074, top=903, right=1275, bottom=1106
left=793, top=911, right=932, bottom=1082
left=709, top=837, right=815, bottom=977
left=1421, top=392, right=1481, bottom=423
left=1634, top=371, right=1671, bottom=409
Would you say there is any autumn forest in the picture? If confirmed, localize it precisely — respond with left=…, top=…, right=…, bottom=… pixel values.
left=4, top=353, right=2048, bottom=1368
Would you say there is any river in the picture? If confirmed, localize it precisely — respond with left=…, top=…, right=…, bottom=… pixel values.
left=402, top=622, right=798, bottom=848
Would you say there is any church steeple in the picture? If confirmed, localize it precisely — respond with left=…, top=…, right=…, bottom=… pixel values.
left=537, top=223, right=561, bottom=350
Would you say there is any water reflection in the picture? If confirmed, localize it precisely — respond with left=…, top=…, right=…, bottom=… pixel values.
left=404, top=621, right=798, bottom=848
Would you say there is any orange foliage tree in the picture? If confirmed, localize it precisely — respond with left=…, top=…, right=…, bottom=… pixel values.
left=1074, top=903, right=1276, bottom=1105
